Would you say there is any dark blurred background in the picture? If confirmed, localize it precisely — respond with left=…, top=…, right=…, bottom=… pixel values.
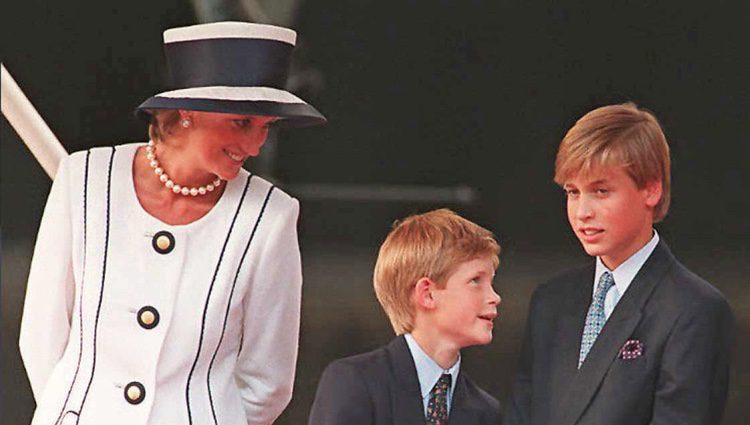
left=2, top=1, right=748, bottom=424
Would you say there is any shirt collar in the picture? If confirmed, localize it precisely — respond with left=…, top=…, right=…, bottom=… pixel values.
left=595, top=229, right=660, bottom=296
left=404, top=333, right=460, bottom=399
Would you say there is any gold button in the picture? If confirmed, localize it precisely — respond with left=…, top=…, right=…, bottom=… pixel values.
left=124, top=381, right=145, bottom=404
left=126, top=385, right=142, bottom=401
left=137, top=306, right=159, bottom=329
left=156, top=235, right=171, bottom=251
left=152, top=231, right=175, bottom=254
left=140, top=311, right=155, bottom=326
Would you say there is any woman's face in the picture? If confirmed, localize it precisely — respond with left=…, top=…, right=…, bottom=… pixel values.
left=180, top=111, right=278, bottom=180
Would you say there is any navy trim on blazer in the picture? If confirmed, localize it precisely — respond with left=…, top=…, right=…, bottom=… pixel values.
left=207, top=181, right=276, bottom=424
left=55, top=151, right=91, bottom=424
left=77, top=146, right=116, bottom=422
left=186, top=172, right=253, bottom=425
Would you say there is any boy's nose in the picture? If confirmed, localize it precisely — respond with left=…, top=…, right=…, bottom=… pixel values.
left=575, top=197, right=594, bottom=220
left=489, top=287, right=501, bottom=305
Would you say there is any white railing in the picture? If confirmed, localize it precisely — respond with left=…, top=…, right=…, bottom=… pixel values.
left=1, top=63, right=67, bottom=179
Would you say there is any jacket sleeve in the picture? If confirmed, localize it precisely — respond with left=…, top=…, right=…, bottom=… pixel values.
left=503, top=289, right=538, bottom=425
left=307, top=360, right=374, bottom=425
left=234, top=197, right=302, bottom=425
left=19, top=156, right=76, bottom=402
left=650, top=295, right=735, bottom=425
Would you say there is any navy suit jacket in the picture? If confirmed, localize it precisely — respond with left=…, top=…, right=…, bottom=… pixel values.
left=504, top=240, right=734, bottom=425
left=308, top=335, right=500, bottom=424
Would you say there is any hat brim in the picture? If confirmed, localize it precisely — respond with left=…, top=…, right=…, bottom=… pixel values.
left=136, top=86, right=326, bottom=128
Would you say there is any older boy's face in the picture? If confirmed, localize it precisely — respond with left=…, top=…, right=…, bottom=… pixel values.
left=564, top=166, right=660, bottom=270
left=432, top=256, right=501, bottom=348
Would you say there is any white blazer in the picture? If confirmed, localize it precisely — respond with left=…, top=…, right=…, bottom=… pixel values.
left=20, top=143, right=302, bottom=425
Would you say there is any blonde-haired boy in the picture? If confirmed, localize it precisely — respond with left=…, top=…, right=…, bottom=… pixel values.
left=505, top=103, right=734, bottom=425
left=309, top=209, right=501, bottom=424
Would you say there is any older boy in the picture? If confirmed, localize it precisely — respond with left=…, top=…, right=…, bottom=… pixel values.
left=308, top=209, right=502, bottom=424
left=505, top=103, right=734, bottom=425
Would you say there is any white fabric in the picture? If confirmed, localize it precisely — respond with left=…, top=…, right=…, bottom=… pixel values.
left=165, top=21, right=296, bottom=45
left=19, top=142, right=302, bottom=425
left=404, top=333, right=460, bottom=416
left=595, top=230, right=660, bottom=319
left=155, top=86, right=306, bottom=104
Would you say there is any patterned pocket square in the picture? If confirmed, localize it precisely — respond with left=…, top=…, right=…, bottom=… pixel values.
left=619, top=339, right=645, bottom=360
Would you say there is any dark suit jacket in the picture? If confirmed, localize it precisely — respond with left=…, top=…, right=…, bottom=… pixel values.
left=308, top=335, right=501, bottom=425
left=504, top=240, right=734, bottom=425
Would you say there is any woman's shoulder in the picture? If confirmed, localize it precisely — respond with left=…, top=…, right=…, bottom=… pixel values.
left=236, top=173, right=299, bottom=224
left=244, top=174, right=296, bottom=205
left=66, top=142, right=142, bottom=163
left=56, top=143, right=141, bottom=188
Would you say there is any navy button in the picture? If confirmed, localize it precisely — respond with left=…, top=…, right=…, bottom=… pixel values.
left=152, top=231, right=175, bottom=254
left=124, top=381, right=145, bottom=404
left=137, top=306, right=160, bottom=329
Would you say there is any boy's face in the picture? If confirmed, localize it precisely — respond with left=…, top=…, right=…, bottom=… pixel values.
left=431, top=256, right=501, bottom=348
left=563, top=166, right=660, bottom=269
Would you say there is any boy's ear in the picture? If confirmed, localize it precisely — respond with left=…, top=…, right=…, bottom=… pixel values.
left=644, top=180, right=663, bottom=208
left=413, top=277, right=437, bottom=310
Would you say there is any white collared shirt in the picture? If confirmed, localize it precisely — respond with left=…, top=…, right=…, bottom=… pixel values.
left=594, top=230, right=660, bottom=319
left=404, top=333, right=461, bottom=417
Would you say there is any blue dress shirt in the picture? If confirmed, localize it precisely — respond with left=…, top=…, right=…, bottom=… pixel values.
left=594, top=230, right=660, bottom=319
left=404, top=333, right=460, bottom=417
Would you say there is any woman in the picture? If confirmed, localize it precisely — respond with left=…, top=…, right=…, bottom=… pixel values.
left=19, top=21, right=325, bottom=425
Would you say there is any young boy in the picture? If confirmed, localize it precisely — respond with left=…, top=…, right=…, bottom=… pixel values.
left=505, top=103, right=735, bottom=425
left=308, top=209, right=502, bottom=424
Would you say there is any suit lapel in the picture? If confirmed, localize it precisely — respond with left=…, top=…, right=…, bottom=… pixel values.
left=547, top=265, right=593, bottom=417
left=386, top=336, right=427, bottom=424
left=558, top=241, right=675, bottom=425
left=449, top=372, right=484, bottom=424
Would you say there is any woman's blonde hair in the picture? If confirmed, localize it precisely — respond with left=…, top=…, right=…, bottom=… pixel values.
left=146, top=109, right=181, bottom=142
left=554, top=102, right=671, bottom=222
left=373, top=209, right=500, bottom=335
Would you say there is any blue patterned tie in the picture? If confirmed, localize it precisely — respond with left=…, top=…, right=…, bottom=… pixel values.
left=426, top=373, right=451, bottom=425
left=578, top=271, right=615, bottom=368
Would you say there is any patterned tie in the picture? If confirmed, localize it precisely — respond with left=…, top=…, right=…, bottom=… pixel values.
left=578, top=271, right=615, bottom=368
left=426, top=373, right=451, bottom=425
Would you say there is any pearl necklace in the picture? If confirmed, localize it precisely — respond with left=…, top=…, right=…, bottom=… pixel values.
left=146, top=141, right=222, bottom=196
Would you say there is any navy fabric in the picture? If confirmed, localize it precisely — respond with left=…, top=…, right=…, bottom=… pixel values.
left=136, top=97, right=326, bottom=128
left=136, top=30, right=326, bottom=127
left=166, top=38, right=293, bottom=90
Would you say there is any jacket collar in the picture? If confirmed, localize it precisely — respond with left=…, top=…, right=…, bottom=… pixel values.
left=450, top=371, right=491, bottom=424
left=385, top=335, right=490, bottom=424
left=386, top=335, right=429, bottom=424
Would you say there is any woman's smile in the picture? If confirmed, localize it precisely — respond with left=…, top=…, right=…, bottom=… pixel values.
left=223, top=149, right=245, bottom=163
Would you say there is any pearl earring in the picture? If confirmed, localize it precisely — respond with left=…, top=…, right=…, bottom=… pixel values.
left=181, top=118, right=191, bottom=128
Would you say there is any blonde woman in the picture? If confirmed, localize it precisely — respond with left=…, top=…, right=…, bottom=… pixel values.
left=20, top=21, right=325, bottom=425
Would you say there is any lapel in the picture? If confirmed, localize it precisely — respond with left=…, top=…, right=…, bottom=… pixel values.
left=386, top=336, right=427, bottom=424
left=557, top=241, right=675, bottom=425
left=449, top=371, right=485, bottom=424
left=547, top=265, right=593, bottom=416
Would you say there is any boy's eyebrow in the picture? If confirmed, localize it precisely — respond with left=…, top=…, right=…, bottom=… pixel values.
left=565, top=178, right=609, bottom=189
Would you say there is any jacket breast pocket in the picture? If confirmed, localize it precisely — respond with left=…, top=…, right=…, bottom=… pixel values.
left=609, top=354, right=651, bottom=384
